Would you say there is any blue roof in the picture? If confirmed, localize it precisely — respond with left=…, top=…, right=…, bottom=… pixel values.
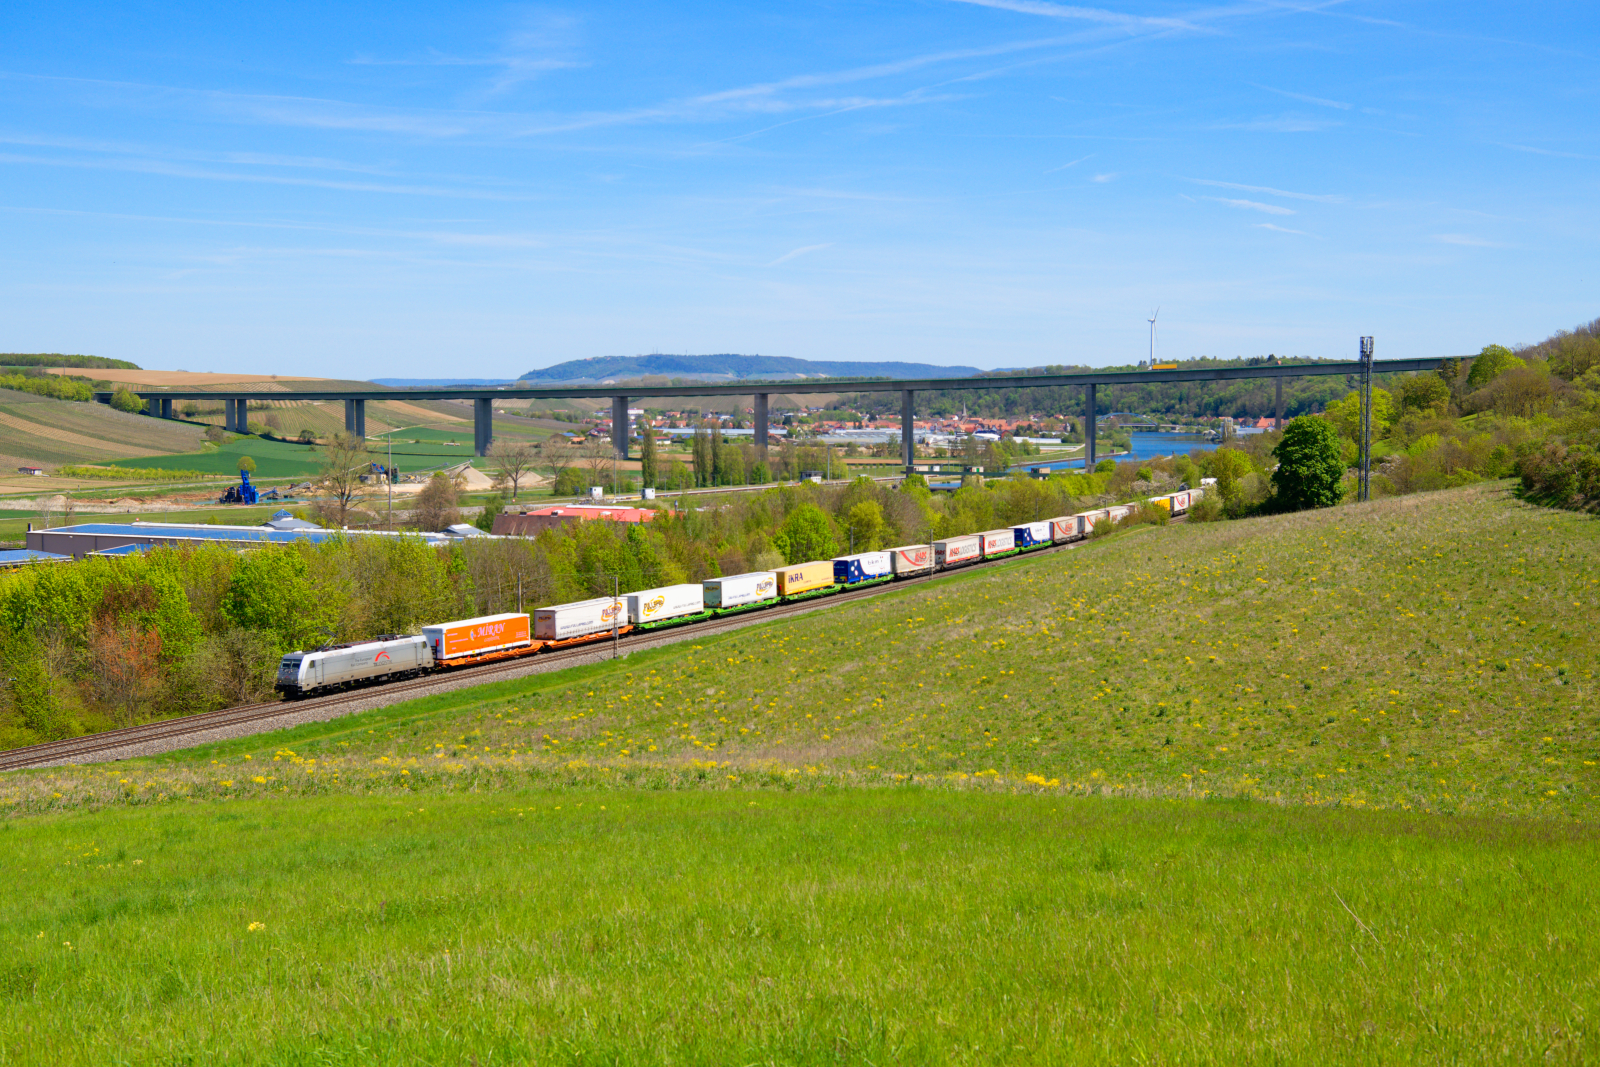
left=41, top=522, right=450, bottom=547
left=89, top=543, right=156, bottom=556
left=0, top=549, right=70, bottom=566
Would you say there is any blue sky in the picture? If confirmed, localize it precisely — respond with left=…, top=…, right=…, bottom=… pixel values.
left=1, top=1, right=1596, bottom=377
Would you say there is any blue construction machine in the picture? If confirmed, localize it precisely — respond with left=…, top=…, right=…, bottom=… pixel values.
left=218, top=469, right=259, bottom=505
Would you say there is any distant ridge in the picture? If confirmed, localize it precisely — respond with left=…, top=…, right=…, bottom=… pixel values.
left=519, top=354, right=982, bottom=383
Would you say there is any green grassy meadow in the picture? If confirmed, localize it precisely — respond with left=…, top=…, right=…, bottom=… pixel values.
left=3, top=482, right=1598, bottom=1062
left=104, top=435, right=328, bottom=479
left=2, top=790, right=1594, bottom=1065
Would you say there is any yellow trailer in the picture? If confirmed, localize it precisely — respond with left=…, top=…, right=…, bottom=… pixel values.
left=776, top=560, right=835, bottom=596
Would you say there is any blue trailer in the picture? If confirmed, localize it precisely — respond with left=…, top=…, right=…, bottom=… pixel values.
left=832, top=551, right=892, bottom=585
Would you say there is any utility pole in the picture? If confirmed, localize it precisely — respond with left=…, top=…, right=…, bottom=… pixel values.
left=387, top=433, right=393, bottom=530
left=517, top=573, right=523, bottom=614
left=1359, top=336, right=1374, bottom=502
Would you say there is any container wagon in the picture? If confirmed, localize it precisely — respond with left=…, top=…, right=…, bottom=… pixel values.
left=704, top=572, right=777, bottom=613
left=1049, top=515, right=1082, bottom=543
left=933, top=534, right=981, bottom=569
left=625, top=584, right=707, bottom=629
left=775, top=561, right=836, bottom=599
left=889, top=544, right=933, bottom=576
left=1076, top=508, right=1108, bottom=536
left=275, top=635, right=429, bottom=698
left=979, top=529, right=1018, bottom=559
left=833, top=551, right=892, bottom=586
left=1106, top=504, right=1134, bottom=525
left=534, top=597, right=627, bottom=642
left=1012, top=521, right=1051, bottom=550
left=422, top=612, right=532, bottom=666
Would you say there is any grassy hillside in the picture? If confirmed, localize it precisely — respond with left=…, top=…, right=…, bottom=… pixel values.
left=4, top=483, right=1596, bottom=1062
left=0, top=390, right=205, bottom=468
left=6, top=483, right=1596, bottom=818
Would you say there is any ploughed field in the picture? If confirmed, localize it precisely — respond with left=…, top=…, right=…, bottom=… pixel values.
left=3, top=482, right=1598, bottom=1063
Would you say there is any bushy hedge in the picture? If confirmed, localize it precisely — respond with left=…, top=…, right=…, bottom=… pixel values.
left=58, top=465, right=217, bottom=481
left=1516, top=435, right=1600, bottom=512
left=0, top=372, right=94, bottom=402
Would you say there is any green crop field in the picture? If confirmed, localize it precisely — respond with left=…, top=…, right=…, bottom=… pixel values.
left=103, top=436, right=329, bottom=479
left=4, top=482, right=1597, bottom=1062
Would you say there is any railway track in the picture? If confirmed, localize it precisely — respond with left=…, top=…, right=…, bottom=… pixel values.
left=0, top=532, right=1118, bottom=772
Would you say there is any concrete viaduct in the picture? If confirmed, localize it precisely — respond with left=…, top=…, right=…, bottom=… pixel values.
left=101, top=356, right=1443, bottom=470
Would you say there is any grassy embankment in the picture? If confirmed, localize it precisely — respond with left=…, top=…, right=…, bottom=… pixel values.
left=2, top=482, right=1597, bottom=1061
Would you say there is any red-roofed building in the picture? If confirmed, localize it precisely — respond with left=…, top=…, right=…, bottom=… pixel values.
left=493, top=504, right=663, bottom=537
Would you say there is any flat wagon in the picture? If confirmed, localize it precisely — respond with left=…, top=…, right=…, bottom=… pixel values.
left=422, top=612, right=533, bottom=664
left=1012, top=521, right=1051, bottom=549
left=704, top=572, right=778, bottom=612
left=833, top=551, right=892, bottom=586
left=535, top=597, right=627, bottom=642
left=979, top=529, right=1018, bottom=558
left=775, top=561, right=836, bottom=598
left=888, top=544, right=933, bottom=576
left=933, top=534, right=981, bottom=568
left=625, top=584, right=707, bottom=629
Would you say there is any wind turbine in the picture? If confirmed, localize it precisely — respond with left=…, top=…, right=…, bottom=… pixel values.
left=1147, top=308, right=1159, bottom=366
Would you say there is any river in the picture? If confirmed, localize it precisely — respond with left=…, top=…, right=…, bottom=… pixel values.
left=1010, top=431, right=1235, bottom=472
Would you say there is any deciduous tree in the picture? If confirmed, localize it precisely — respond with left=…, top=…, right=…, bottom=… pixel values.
left=1467, top=344, right=1524, bottom=390
left=489, top=440, right=536, bottom=501
left=316, top=433, right=367, bottom=526
left=1271, top=416, right=1345, bottom=511
left=772, top=503, right=839, bottom=564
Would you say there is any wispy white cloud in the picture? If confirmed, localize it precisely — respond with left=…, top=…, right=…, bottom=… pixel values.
left=1206, top=196, right=1295, bottom=215
left=1045, top=154, right=1093, bottom=172
left=351, top=12, right=587, bottom=98
left=1184, top=178, right=1346, bottom=203
left=1433, top=233, right=1501, bottom=247
left=1498, top=142, right=1600, bottom=162
left=1252, top=84, right=1352, bottom=110
left=1091, top=172, right=1117, bottom=182
left=0, top=150, right=528, bottom=199
left=1253, top=222, right=1315, bottom=236
left=766, top=243, right=833, bottom=267
left=945, top=0, right=1205, bottom=33
left=1211, top=114, right=1338, bottom=133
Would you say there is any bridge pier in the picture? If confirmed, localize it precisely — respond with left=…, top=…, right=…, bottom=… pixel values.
left=1085, top=383, right=1097, bottom=470
left=344, top=398, right=366, bottom=440
left=901, top=389, right=915, bottom=470
left=754, top=393, right=769, bottom=458
left=474, top=398, right=493, bottom=457
left=611, top=396, right=629, bottom=459
left=1275, top=377, right=1284, bottom=430
left=160, top=398, right=173, bottom=419
left=226, top=398, right=248, bottom=434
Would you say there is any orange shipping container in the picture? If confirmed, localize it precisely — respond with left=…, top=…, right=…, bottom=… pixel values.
left=776, top=560, right=834, bottom=596
left=421, top=613, right=532, bottom=661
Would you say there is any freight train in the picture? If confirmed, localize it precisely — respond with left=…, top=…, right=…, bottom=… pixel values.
left=274, top=488, right=1203, bottom=698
